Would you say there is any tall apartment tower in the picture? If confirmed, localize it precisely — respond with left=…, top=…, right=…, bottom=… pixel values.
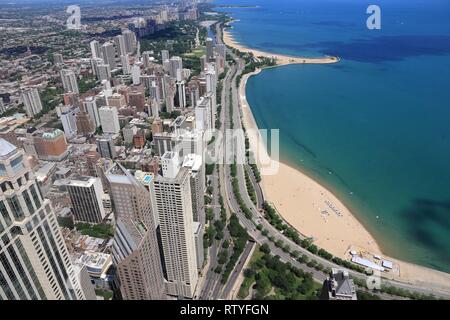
left=161, top=50, right=170, bottom=63
left=83, top=97, right=100, bottom=128
left=182, top=154, right=205, bottom=225
left=121, top=54, right=131, bottom=75
left=96, top=135, right=116, bottom=159
left=90, top=40, right=101, bottom=59
left=97, top=64, right=111, bottom=81
left=114, top=35, right=127, bottom=57
left=205, top=37, right=214, bottom=62
left=169, top=56, right=183, bottom=78
left=106, top=164, right=165, bottom=300
left=122, top=29, right=136, bottom=54
left=100, top=42, right=117, bottom=71
left=131, top=64, right=141, bottom=85
left=66, top=176, right=105, bottom=224
left=175, top=82, right=186, bottom=110
left=0, top=139, right=87, bottom=300
left=98, top=106, right=120, bottom=135
left=20, top=88, right=43, bottom=118
left=60, top=69, right=79, bottom=94
left=151, top=151, right=198, bottom=299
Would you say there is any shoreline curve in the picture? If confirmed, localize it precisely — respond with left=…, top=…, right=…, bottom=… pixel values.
left=225, top=24, right=450, bottom=292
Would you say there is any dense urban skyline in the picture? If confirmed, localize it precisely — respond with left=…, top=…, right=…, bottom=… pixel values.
left=1, top=0, right=449, bottom=306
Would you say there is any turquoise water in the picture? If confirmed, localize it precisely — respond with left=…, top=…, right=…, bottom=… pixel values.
left=216, top=0, right=450, bottom=273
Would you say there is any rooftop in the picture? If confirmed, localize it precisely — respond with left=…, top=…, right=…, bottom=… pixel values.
left=0, top=138, right=17, bottom=158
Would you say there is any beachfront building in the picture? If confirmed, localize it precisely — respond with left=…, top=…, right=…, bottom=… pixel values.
left=151, top=151, right=198, bottom=299
left=320, top=268, right=357, bottom=300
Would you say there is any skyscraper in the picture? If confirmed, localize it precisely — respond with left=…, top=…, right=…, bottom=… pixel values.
left=66, top=176, right=106, bottom=224
left=90, top=40, right=101, bottom=59
left=175, top=79, right=187, bottom=110
left=169, top=56, right=183, bottom=78
left=83, top=97, right=100, bottom=128
left=59, top=106, right=78, bottom=138
left=98, top=106, right=120, bottom=135
left=161, top=50, right=170, bottom=63
left=142, top=51, right=152, bottom=69
left=96, top=135, right=116, bottom=159
left=121, top=54, right=131, bottom=75
left=97, top=63, right=111, bottom=81
left=131, top=64, right=141, bottom=85
left=114, top=35, right=127, bottom=57
left=60, top=69, right=79, bottom=94
left=205, top=37, right=214, bottom=62
left=151, top=152, right=198, bottom=298
left=100, top=42, right=117, bottom=71
left=122, top=29, right=136, bottom=54
left=182, top=153, right=205, bottom=225
left=20, top=88, right=43, bottom=118
left=106, top=164, right=166, bottom=300
left=0, top=139, right=87, bottom=300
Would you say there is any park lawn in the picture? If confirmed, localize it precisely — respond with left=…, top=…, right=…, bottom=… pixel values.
left=237, top=245, right=264, bottom=299
left=183, top=46, right=206, bottom=58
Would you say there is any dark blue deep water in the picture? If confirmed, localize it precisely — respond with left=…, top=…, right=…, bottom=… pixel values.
left=216, top=0, right=450, bottom=273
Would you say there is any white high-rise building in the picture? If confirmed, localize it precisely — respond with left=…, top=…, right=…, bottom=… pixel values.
left=169, top=56, right=183, bottom=78
left=0, top=139, right=88, bottom=300
left=121, top=55, right=131, bottom=75
left=142, top=51, right=151, bottom=69
left=97, top=64, right=111, bottom=81
left=66, top=176, right=105, bottom=223
left=60, top=69, right=79, bottom=94
left=90, top=57, right=103, bottom=77
left=195, top=95, right=213, bottom=138
left=205, top=65, right=217, bottom=93
left=59, top=106, right=79, bottom=138
left=114, top=35, right=127, bottom=57
left=98, top=106, right=120, bottom=134
left=131, top=64, right=141, bottom=85
left=83, top=97, right=100, bottom=128
left=100, top=42, right=117, bottom=71
left=90, top=40, right=101, bottom=59
left=151, top=151, right=198, bottom=298
left=122, top=29, right=136, bottom=54
left=20, top=88, right=43, bottom=118
left=161, top=50, right=170, bottom=63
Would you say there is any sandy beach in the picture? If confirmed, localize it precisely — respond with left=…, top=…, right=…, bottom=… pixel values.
left=235, top=55, right=450, bottom=292
left=223, top=26, right=339, bottom=65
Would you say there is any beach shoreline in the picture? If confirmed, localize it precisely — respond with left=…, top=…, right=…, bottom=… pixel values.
left=223, top=23, right=339, bottom=66
left=226, top=26, right=450, bottom=292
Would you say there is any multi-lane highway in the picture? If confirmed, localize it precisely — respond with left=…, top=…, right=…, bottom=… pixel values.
left=211, top=22, right=450, bottom=300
